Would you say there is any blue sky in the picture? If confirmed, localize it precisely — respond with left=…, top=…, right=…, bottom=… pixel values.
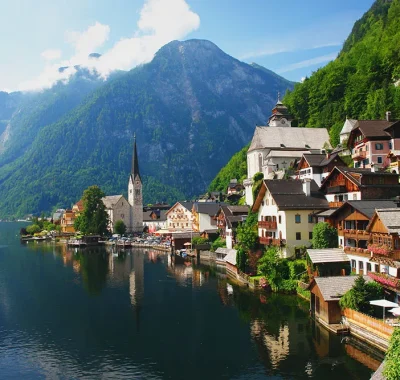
left=0, top=0, right=375, bottom=92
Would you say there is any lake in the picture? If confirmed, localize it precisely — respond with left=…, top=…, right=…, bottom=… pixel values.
left=0, top=223, right=383, bottom=379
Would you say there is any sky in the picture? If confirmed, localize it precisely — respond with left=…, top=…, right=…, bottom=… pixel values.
left=0, top=0, right=376, bottom=92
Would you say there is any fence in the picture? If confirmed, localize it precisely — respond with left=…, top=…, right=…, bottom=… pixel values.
left=343, top=308, right=394, bottom=338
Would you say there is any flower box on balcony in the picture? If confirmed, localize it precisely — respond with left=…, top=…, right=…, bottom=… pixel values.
left=368, top=244, right=390, bottom=256
left=368, top=272, right=400, bottom=289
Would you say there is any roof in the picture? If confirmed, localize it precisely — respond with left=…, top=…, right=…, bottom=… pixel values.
left=227, top=205, right=249, bottom=214
left=171, top=232, right=200, bottom=239
left=143, top=210, right=167, bottom=222
left=375, top=208, right=400, bottom=234
left=220, top=248, right=237, bottom=266
left=307, top=248, right=349, bottom=264
left=355, top=120, right=393, bottom=138
left=266, top=150, right=307, bottom=158
left=131, top=134, right=141, bottom=181
left=166, top=201, right=194, bottom=215
left=314, top=208, right=338, bottom=217
left=311, top=276, right=371, bottom=301
left=73, top=200, right=84, bottom=212
left=102, top=195, right=123, bottom=209
left=342, top=200, right=397, bottom=219
left=340, top=118, right=358, bottom=135
left=201, top=229, right=219, bottom=234
left=226, top=215, right=246, bottom=228
left=248, top=126, right=331, bottom=152
left=262, top=179, right=329, bottom=210
left=193, top=202, right=223, bottom=216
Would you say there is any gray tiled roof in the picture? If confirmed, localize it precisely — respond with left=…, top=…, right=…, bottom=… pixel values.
left=194, top=202, right=223, bottom=216
left=340, top=118, right=358, bottom=135
left=102, top=195, right=123, bottom=209
left=312, top=276, right=371, bottom=301
left=248, top=126, right=331, bottom=152
left=345, top=200, right=397, bottom=219
left=375, top=208, right=400, bottom=234
left=307, top=249, right=349, bottom=264
left=218, top=248, right=237, bottom=266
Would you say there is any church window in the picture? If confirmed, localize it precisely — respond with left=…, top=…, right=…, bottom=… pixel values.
left=258, top=154, right=262, bottom=172
left=135, top=189, right=140, bottom=196
left=130, top=189, right=132, bottom=193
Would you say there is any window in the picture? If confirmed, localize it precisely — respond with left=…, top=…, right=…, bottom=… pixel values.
left=389, top=142, right=392, bottom=149
left=135, top=189, right=140, bottom=196
left=377, top=156, right=382, bottom=164
left=121, top=214, right=124, bottom=218
left=351, top=260, right=356, bottom=269
left=278, top=215, right=281, bottom=224
left=353, top=193, right=357, bottom=200
left=295, top=214, right=301, bottom=223
left=367, top=263, right=371, bottom=272
left=359, top=261, right=364, bottom=270
left=266, top=199, right=269, bottom=206
left=296, top=232, right=301, bottom=240
left=130, top=189, right=132, bottom=193
left=308, top=214, right=313, bottom=223
left=375, top=143, right=383, bottom=150
left=309, top=232, right=313, bottom=240
left=375, top=264, right=379, bottom=272
left=363, top=158, right=369, bottom=165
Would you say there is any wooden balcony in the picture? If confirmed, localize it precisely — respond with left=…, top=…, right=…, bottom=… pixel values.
left=259, top=237, right=285, bottom=246
left=343, top=229, right=370, bottom=240
left=258, top=220, right=277, bottom=229
left=329, top=201, right=344, bottom=208
left=352, top=150, right=366, bottom=161
left=344, top=246, right=371, bottom=258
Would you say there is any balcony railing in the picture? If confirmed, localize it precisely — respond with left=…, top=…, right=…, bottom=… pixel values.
left=258, top=221, right=277, bottom=229
left=344, top=246, right=371, bottom=257
left=342, top=229, right=370, bottom=240
left=352, top=150, right=367, bottom=161
left=259, top=237, right=285, bottom=246
left=329, top=201, right=344, bottom=208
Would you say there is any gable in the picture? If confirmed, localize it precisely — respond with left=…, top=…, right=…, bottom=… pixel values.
left=367, top=213, right=389, bottom=234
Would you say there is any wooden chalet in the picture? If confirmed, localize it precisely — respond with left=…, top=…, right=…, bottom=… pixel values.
left=320, top=166, right=400, bottom=208
left=215, top=205, right=248, bottom=249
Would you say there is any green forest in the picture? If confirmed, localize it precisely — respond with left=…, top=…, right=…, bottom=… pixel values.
left=284, top=0, right=400, bottom=147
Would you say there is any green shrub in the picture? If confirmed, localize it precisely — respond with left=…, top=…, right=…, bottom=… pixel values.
left=211, top=237, right=226, bottom=252
left=192, top=236, right=209, bottom=245
left=384, top=328, right=400, bottom=380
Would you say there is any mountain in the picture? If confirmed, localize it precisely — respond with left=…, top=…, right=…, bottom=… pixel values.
left=0, top=39, right=293, bottom=218
left=284, top=0, right=400, bottom=146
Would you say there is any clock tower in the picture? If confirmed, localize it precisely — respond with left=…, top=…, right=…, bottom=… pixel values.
left=128, top=133, right=143, bottom=233
left=267, top=94, right=293, bottom=127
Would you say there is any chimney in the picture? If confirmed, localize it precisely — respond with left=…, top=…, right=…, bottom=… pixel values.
left=302, top=179, right=311, bottom=196
left=386, top=111, right=391, bottom=122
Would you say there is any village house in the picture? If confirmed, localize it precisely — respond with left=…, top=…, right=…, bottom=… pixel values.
left=296, top=151, right=347, bottom=186
left=339, top=118, right=358, bottom=146
left=308, top=276, right=371, bottom=326
left=244, top=100, right=331, bottom=206
left=191, top=202, right=220, bottom=233
left=365, top=208, right=400, bottom=301
left=102, top=195, right=131, bottom=233
left=60, top=200, right=83, bottom=233
left=327, top=200, right=398, bottom=275
left=165, top=202, right=194, bottom=232
left=319, top=166, right=400, bottom=208
left=215, top=205, right=249, bottom=249
left=252, top=179, right=329, bottom=257
left=143, top=209, right=167, bottom=233
left=347, top=114, right=400, bottom=170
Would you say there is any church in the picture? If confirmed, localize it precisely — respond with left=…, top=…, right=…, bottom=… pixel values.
left=244, top=99, right=331, bottom=206
left=102, top=134, right=143, bottom=233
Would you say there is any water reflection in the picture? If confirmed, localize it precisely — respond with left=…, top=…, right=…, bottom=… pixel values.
left=18, top=239, right=383, bottom=379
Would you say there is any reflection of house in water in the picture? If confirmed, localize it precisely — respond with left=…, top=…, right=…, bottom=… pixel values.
left=166, top=258, right=207, bottom=288
left=251, top=320, right=289, bottom=369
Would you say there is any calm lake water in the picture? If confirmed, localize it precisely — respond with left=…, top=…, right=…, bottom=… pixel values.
left=0, top=223, right=383, bottom=379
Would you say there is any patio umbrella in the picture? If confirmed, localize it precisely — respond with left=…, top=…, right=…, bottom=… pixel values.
left=370, top=299, right=399, bottom=320
left=389, top=307, right=400, bottom=316
left=183, top=242, right=192, bottom=246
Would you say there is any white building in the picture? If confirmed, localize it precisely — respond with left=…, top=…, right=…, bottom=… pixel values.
left=244, top=101, right=331, bottom=206
left=165, top=202, right=194, bottom=232
left=339, top=118, right=358, bottom=146
left=252, top=179, right=329, bottom=258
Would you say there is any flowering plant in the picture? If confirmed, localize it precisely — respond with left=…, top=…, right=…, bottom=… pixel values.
left=368, top=272, right=400, bottom=289
left=368, top=244, right=390, bottom=256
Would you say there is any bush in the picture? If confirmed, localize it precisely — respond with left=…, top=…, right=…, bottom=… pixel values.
left=26, top=224, right=41, bottom=234
left=288, top=260, right=307, bottom=280
left=211, top=237, right=226, bottom=252
left=192, top=236, right=209, bottom=245
left=312, top=222, right=338, bottom=248
left=384, top=328, right=400, bottom=380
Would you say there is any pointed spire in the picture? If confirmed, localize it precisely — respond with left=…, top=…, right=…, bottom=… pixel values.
left=277, top=91, right=280, bottom=102
left=131, top=133, right=141, bottom=180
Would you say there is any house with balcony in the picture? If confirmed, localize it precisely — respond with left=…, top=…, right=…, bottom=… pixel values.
left=165, top=202, right=194, bottom=232
left=328, top=200, right=398, bottom=275
left=191, top=202, right=220, bottom=233
left=215, top=205, right=249, bottom=249
left=365, top=208, right=400, bottom=299
left=252, top=179, right=329, bottom=257
left=320, top=166, right=400, bottom=207
left=60, top=200, right=84, bottom=233
left=297, top=152, right=347, bottom=186
left=347, top=116, right=400, bottom=170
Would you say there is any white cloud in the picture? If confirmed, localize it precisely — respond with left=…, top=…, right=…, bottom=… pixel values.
left=41, top=49, right=62, bottom=61
left=19, top=0, right=200, bottom=91
left=275, top=52, right=338, bottom=74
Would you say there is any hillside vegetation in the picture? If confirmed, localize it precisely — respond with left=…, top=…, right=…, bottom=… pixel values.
left=284, top=0, right=400, bottom=146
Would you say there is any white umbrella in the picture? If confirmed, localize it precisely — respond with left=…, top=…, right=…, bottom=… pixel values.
left=389, top=307, right=400, bottom=316
left=370, top=299, right=399, bottom=320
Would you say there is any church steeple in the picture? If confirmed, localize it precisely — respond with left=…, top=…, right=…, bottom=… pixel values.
left=131, top=133, right=141, bottom=181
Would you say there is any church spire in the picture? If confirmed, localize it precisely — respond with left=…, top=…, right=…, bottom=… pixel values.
left=131, top=133, right=141, bottom=180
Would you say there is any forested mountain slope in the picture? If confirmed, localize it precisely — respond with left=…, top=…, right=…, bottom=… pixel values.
left=284, top=0, right=400, bottom=146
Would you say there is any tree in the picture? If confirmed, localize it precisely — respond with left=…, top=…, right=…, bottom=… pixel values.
left=312, top=222, right=338, bottom=248
left=252, top=172, right=264, bottom=202
left=26, top=224, right=41, bottom=234
left=384, top=328, right=400, bottom=380
left=339, top=276, right=383, bottom=315
left=236, top=248, right=247, bottom=273
left=114, top=220, right=126, bottom=235
left=74, top=185, right=109, bottom=235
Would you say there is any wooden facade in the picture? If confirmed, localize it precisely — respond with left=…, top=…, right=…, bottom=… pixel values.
left=309, top=281, right=342, bottom=324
